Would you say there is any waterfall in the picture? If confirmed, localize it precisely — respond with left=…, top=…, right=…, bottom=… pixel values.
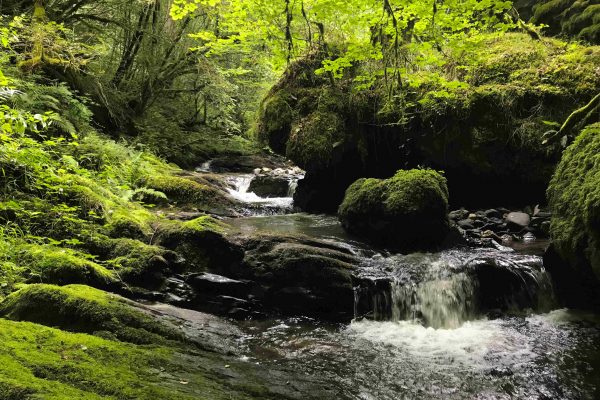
left=287, top=179, right=299, bottom=197
left=225, top=174, right=294, bottom=211
left=353, top=249, right=556, bottom=329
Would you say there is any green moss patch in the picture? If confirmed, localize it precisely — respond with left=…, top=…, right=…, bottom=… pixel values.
left=0, top=284, right=179, bottom=344
left=0, top=318, right=261, bottom=400
left=287, top=111, right=345, bottom=171
left=338, top=169, right=449, bottom=250
left=548, top=123, right=600, bottom=280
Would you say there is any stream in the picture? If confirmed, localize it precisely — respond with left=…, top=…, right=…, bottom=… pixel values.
left=190, top=170, right=600, bottom=399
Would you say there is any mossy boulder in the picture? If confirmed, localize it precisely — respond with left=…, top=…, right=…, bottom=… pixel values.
left=545, top=123, right=600, bottom=309
left=286, top=111, right=345, bottom=171
left=105, top=238, right=180, bottom=288
left=155, top=217, right=244, bottom=275
left=258, top=33, right=599, bottom=212
left=338, top=169, right=450, bottom=250
left=529, top=0, right=600, bottom=43
left=145, top=174, right=235, bottom=215
left=15, top=244, right=115, bottom=288
left=0, top=284, right=179, bottom=344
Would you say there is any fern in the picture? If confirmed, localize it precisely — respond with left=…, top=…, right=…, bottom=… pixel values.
left=122, top=187, right=168, bottom=203
left=0, top=88, right=23, bottom=102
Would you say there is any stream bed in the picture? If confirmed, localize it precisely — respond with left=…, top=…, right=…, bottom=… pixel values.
left=184, top=170, right=600, bottom=399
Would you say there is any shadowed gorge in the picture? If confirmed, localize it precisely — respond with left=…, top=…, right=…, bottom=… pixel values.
left=0, top=1, right=599, bottom=399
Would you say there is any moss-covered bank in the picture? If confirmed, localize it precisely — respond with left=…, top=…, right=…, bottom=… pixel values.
left=258, top=33, right=600, bottom=211
left=545, top=123, right=600, bottom=309
left=338, top=169, right=449, bottom=250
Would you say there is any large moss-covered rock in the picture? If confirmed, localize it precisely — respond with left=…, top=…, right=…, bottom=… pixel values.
left=155, top=217, right=244, bottom=274
left=258, top=34, right=599, bottom=212
left=527, top=0, right=600, bottom=44
left=338, top=169, right=449, bottom=250
left=545, top=123, right=600, bottom=309
left=0, top=284, right=179, bottom=344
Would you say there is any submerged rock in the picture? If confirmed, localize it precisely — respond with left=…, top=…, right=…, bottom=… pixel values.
left=338, top=169, right=449, bottom=251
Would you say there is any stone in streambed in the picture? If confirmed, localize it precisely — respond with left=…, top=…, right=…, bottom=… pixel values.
left=248, top=175, right=291, bottom=198
left=338, top=169, right=449, bottom=251
left=506, top=212, right=531, bottom=229
left=234, top=234, right=358, bottom=321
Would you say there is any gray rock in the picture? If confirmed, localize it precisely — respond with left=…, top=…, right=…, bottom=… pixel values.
left=506, top=212, right=531, bottom=228
left=458, top=219, right=475, bottom=229
left=484, top=209, right=502, bottom=219
left=248, top=175, right=291, bottom=198
left=449, top=209, right=469, bottom=220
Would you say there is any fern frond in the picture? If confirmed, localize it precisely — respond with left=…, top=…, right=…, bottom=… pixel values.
left=0, top=88, right=23, bottom=102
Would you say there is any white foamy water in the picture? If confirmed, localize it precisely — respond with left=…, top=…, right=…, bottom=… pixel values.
left=348, top=309, right=594, bottom=373
left=226, top=174, right=295, bottom=209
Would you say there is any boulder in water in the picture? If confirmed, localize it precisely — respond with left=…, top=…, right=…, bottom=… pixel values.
left=233, top=234, right=358, bottom=321
left=248, top=175, right=291, bottom=198
left=338, top=169, right=450, bottom=251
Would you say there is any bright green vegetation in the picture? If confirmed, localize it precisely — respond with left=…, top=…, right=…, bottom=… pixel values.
left=0, top=317, right=269, bottom=400
left=548, top=123, right=600, bottom=280
left=0, top=284, right=179, bottom=344
left=261, top=32, right=599, bottom=162
left=338, top=169, right=449, bottom=249
left=258, top=31, right=599, bottom=210
left=0, top=0, right=599, bottom=396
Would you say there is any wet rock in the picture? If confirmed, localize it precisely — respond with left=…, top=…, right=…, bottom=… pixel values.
left=506, top=212, right=531, bottom=229
left=449, top=209, right=469, bottom=221
left=467, top=256, right=542, bottom=311
left=209, top=153, right=289, bottom=173
left=543, top=244, right=600, bottom=310
left=248, top=175, right=291, bottom=198
left=540, top=221, right=551, bottom=236
left=233, top=234, right=358, bottom=321
left=187, top=273, right=252, bottom=298
left=484, top=209, right=502, bottom=219
left=458, top=219, right=475, bottom=230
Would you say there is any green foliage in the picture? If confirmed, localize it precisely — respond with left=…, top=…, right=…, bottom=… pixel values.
left=548, top=123, right=600, bottom=278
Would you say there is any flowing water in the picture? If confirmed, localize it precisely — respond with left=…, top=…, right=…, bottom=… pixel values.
left=195, top=169, right=600, bottom=399
left=225, top=174, right=297, bottom=213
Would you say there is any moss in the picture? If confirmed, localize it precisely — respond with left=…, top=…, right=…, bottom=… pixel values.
left=12, top=244, right=115, bottom=288
left=105, top=238, right=173, bottom=288
left=144, top=174, right=233, bottom=214
left=155, top=217, right=242, bottom=274
left=338, top=169, right=449, bottom=250
left=286, top=111, right=345, bottom=171
left=257, top=90, right=296, bottom=153
left=0, top=318, right=261, bottom=400
left=0, top=284, right=179, bottom=344
left=548, top=123, right=600, bottom=280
